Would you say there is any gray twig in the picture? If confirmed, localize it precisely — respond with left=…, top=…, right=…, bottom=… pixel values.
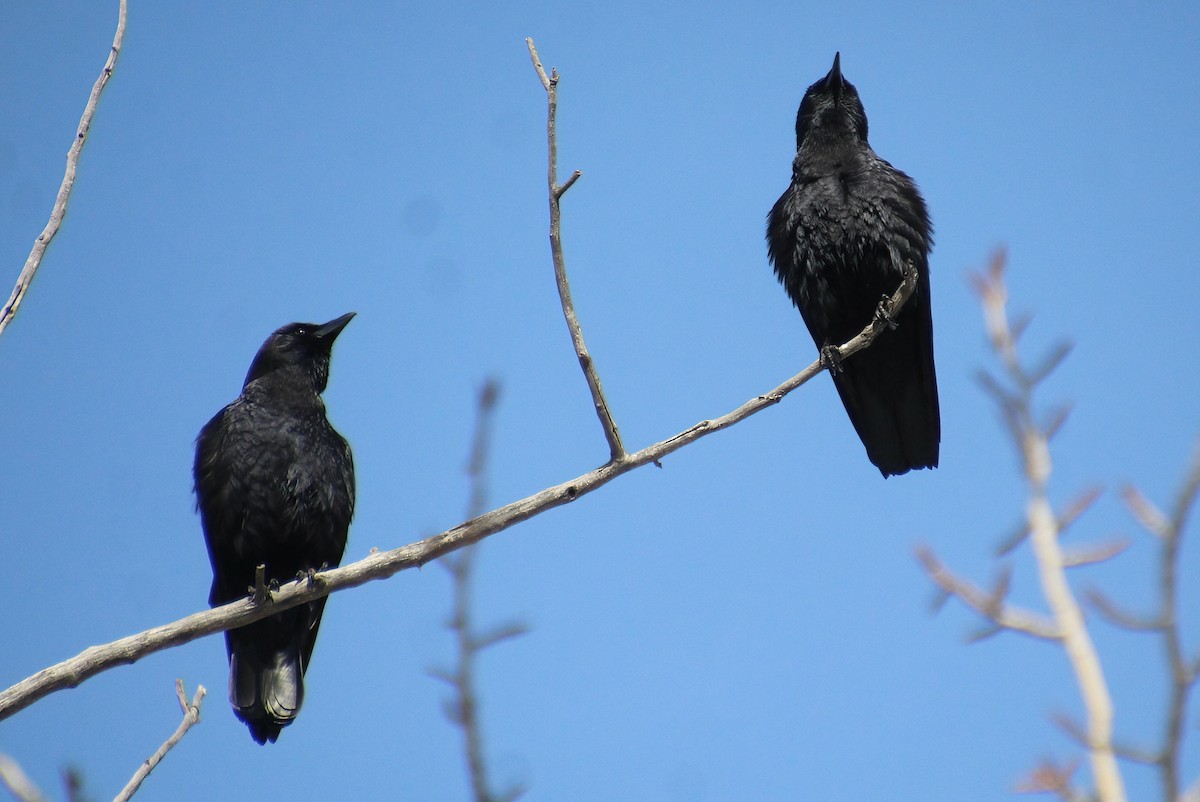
left=526, top=37, right=624, bottom=462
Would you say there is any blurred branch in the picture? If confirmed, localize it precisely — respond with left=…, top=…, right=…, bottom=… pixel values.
left=61, top=770, right=86, bottom=802
left=526, top=38, right=623, bottom=462
left=433, top=381, right=527, bottom=802
left=1107, top=441, right=1200, bottom=802
left=112, top=680, right=205, bottom=802
left=1014, top=756, right=1088, bottom=802
left=921, top=250, right=1126, bottom=802
left=0, top=0, right=128, bottom=338
left=915, top=546, right=1059, bottom=640
left=0, top=755, right=48, bottom=802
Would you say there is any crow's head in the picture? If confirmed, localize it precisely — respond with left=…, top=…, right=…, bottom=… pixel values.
left=244, top=312, right=355, bottom=392
left=795, top=52, right=869, bottom=146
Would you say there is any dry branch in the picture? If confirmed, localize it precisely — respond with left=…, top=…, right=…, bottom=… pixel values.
left=112, top=680, right=205, bottom=802
left=526, top=38, right=624, bottom=461
left=920, top=252, right=1126, bottom=802
left=0, top=263, right=919, bottom=722
left=0, top=0, right=128, bottom=338
left=1, top=38, right=916, bottom=737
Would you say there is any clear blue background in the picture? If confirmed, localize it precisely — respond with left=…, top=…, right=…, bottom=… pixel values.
left=2, top=3, right=1198, bottom=800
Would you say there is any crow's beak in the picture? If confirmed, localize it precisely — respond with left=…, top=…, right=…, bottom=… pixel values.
left=315, top=312, right=356, bottom=342
left=824, top=52, right=844, bottom=96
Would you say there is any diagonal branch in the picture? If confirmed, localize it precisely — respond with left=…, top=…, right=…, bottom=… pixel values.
left=112, top=680, right=205, bottom=802
left=526, top=37, right=624, bottom=462
left=0, top=263, right=919, bottom=723
left=0, top=0, right=128, bottom=338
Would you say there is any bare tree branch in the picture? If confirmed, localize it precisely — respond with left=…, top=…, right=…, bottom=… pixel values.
left=0, top=0, right=128, bottom=338
left=526, top=37, right=624, bottom=462
left=1122, top=486, right=1170, bottom=539
left=1148, top=443, right=1200, bottom=801
left=1014, top=756, right=1087, bottom=802
left=435, top=380, right=527, bottom=802
left=61, top=769, right=85, bottom=802
left=984, top=260, right=1124, bottom=802
left=0, top=261, right=916, bottom=722
left=0, top=755, right=49, bottom=802
left=112, top=681, right=205, bottom=802
left=915, top=546, right=1060, bottom=640
left=1061, top=539, right=1129, bottom=569
left=995, top=486, right=1103, bottom=558
left=1084, top=588, right=1160, bottom=632
left=925, top=252, right=1127, bottom=802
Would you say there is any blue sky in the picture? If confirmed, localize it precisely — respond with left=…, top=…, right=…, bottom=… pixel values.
left=2, top=2, right=1198, bottom=800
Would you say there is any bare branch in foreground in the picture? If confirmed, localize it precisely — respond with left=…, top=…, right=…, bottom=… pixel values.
left=112, top=680, right=205, bottom=802
left=921, top=252, right=1126, bottom=802
left=0, top=755, right=49, bottom=802
left=526, top=37, right=624, bottom=462
left=915, top=546, right=1060, bottom=641
left=0, top=264, right=918, bottom=723
left=434, top=380, right=526, bottom=802
left=0, top=0, right=128, bottom=338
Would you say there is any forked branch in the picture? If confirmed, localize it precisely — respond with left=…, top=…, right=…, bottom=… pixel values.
left=526, top=37, right=624, bottom=462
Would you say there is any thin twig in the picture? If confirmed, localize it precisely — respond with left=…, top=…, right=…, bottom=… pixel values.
left=112, top=680, right=205, bottom=802
left=0, top=0, right=128, bottom=338
left=1085, top=588, right=1161, bottom=632
left=526, top=37, right=624, bottom=462
left=0, top=263, right=919, bottom=722
left=0, top=755, right=49, bottom=802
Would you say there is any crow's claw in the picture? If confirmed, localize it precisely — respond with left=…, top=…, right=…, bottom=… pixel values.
left=820, top=344, right=844, bottom=374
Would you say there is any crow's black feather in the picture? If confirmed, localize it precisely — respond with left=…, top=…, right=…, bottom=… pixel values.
left=767, top=54, right=940, bottom=476
left=194, top=313, right=356, bottom=743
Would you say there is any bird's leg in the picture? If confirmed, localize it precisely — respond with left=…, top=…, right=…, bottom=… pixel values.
left=874, top=294, right=899, bottom=330
left=249, top=564, right=273, bottom=605
left=820, top=344, right=844, bottom=374
left=298, top=564, right=328, bottom=589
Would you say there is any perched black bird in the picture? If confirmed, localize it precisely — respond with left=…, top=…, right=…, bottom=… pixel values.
left=767, top=53, right=939, bottom=477
left=194, top=313, right=356, bottom=743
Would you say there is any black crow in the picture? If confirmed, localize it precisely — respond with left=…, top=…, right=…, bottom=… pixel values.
left=767, top=53, right=939, bottom=476
left=194, top=313, right=356, bottom=743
